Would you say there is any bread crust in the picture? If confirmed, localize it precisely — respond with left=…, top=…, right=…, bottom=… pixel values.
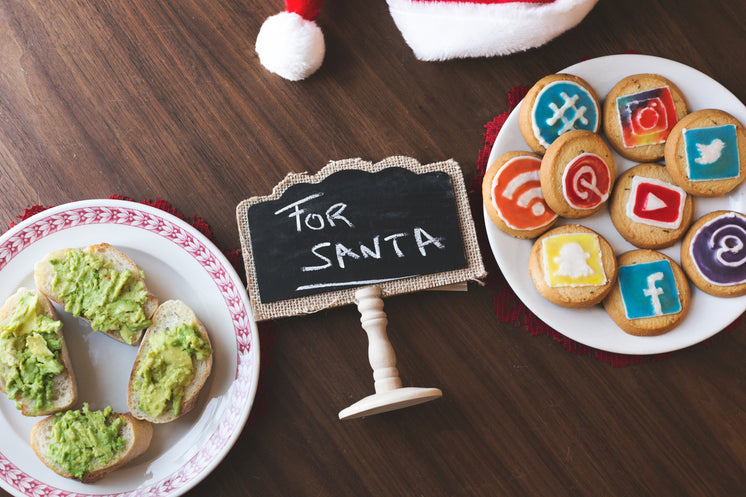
left=30, top=410, right=152, bottom=483
left=34, top=243, right=158, bottom=345
left=128, top=300, right=213, bottom=423
left=0, top=287, right=78, bottom=416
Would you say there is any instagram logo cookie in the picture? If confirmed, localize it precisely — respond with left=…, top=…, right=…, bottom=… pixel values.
left=540, top=130, right=615, bottom=218
left=483, top=151, right=558, bottom=239
left=665, top=109, right=746, bottom=197
left=519, top=74, right=600, bottom=155
left=528, top=225, right=617, bottom=308
left=609, top=163, right=694, bottom=249
left=603, top=249, right=690, bottom=336
left=680, top=211, right=746, bottom=297
left=604, top=74, right=687, bottom=162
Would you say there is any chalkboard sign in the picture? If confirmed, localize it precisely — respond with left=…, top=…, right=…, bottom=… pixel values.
left=237, top=156, right=485, bottom=320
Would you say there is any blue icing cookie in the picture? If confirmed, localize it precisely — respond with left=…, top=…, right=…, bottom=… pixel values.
left=618, top=258, right=681, bottom=320
left=531, top=80, right=600, bottom=149
left=683, top=124, right=740, bottom=181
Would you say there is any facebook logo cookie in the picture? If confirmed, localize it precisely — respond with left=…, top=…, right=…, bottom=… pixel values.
left=683, top=124, right=739, bottom=181
left=618, top=259, right=681, bottom=319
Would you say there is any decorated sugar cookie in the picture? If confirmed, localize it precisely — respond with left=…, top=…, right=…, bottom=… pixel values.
left=519, top=74, right=600, bottom=154
left=540, top=129, right=615, bottom=218
left=603, top=249, right=690, bottom=336
left=609, top=163, right=694, bottom=249
left=482, top=151, right=558, bottom=239
left=664, top=109, right=746, bottom=197
left=603, top=73, right=688, bottom=162
left=528, top=224, right=617, bottom=308
left=680, top=210, right=746, bottom=297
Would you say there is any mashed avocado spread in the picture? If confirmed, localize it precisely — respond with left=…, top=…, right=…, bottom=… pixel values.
left=134, top=323, right=212, bottom=417
left=0, top=290, right=64, bottom=414
left=50, top=249, right=150, bottom=344
left=48, top=403, right=125, bottom=480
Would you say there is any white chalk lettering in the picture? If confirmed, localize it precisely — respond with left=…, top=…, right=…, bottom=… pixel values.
left=274, top=193, right=325, bottom=232
left=384, top=233, right=408, bottom=257
left=359, top=236, right=381, bottom=259
left=335, top=243, right=360, bottom=269
left=305, top=213, right=325, bottom=230
left=326, top=203, right=354, bottom=228
left=414, top=227, right=445, bottom=256
left=301, top=242, right=332, bottom=272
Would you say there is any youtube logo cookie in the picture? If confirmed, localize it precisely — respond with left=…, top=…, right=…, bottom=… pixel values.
left=609, top=163, right=694, bottom=249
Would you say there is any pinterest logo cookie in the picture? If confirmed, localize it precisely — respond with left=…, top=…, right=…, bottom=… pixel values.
left=603, top=249, right=690, bottom=336
left=609, top=164, right=694, bottom=249
left=665, top=109, right=746, bottom=197
left=540, top=129, right=615, bottom=218
left=519, top=74, right=600, bottom=155
left=482, top=151, right=558, bottom=239
left=528, top=224, right=617, bottom=308
left=680, top=210, right=746, bottom=297
left=603, top=74, right=688, bottom=162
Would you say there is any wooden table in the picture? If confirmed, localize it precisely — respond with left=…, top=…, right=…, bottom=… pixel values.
left=1, top=1, right=744, bottom=496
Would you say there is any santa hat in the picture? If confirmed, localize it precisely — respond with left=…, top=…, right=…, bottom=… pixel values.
left=255, top=0, right=598, bottom=80
left=255, top=0, right=325, bottom=81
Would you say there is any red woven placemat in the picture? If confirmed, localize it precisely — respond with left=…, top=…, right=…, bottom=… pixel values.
left=6, top=197, right=275, bottom=423
left=469, top=87, right=741, bottom=367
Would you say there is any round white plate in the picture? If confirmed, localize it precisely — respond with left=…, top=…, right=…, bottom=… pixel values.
left=485, top=54, right=746, bottom=355
left=0, top=199, right=260, bottom=496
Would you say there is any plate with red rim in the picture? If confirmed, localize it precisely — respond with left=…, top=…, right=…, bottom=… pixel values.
left=484, top=54, right=746, bottom=355
left=0, top=199, right=260, bottom=497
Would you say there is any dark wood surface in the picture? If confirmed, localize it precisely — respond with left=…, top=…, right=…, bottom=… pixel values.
left=1, top=1, right=744, bottom=496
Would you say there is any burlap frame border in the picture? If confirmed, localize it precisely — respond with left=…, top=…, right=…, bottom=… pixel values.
left=236, top=156, right=487, bottom=321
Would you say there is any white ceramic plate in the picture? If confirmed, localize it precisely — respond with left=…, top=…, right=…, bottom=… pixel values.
left=485, top=54, right=746, bottom=355
left=0, top=199, right=260, bottom=496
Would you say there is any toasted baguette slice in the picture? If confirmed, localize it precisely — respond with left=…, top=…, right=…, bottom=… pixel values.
left=128, top=300, right=213, bottom=423
left=30, top=408, right=152, bottom=483
left=0, top=287, right=77, bottom=416
left=34, top=243, right=158, bottom=345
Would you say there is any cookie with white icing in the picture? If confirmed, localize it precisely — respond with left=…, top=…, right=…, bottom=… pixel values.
left=528, top=224, right=617, bottom=308
left=482, top=150, right=558, bottom=239
left=609, top=163, right=694, bottom=249
left=519, top=73, right=601, bottom=155
left=603, top=73, right=688, bottom=162
left=680, top=210, right=746, bottom=297
left=540, top=129, right=615, bottom=218
left=664, top=109, right=746, bottom=197
left=603, top=249, right=690, bottom=336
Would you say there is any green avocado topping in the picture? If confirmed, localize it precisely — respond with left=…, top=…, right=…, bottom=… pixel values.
left=50, top=249, right=150, bottom=344
left=0, top=290, right=64, bottom=414
left=48, top=403, right=126, bottom=480
left=134, top=323, right=212, bottom=418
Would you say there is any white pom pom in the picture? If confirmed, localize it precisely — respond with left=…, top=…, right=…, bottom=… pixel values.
left=256, top=12, right=325, bottom=81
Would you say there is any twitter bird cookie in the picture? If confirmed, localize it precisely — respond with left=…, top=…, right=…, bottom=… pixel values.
left=528, top=224, right=617, bottom=308
left=664, top=109, right=746, bottom=197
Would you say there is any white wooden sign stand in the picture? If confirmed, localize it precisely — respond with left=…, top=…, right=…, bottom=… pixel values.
left=338, top=285, right=442, bottom=420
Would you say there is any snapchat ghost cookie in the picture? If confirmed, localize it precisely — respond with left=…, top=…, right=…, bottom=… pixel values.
left=609, top=163, right=694, bottom=249
left=519, top=74, right=601, bottom=155
left=680, top=210, right=746, bottom=297
left=664, top=109, right=746, bottom=197
left=540, top=129, right=615, bottom=218
left=603, top=73, right=688, bottom=162
left=482, top=151, right=558, bottom=239
left=528, top=224, right=617, bottom=308
left=603, top=249, right=690, bottom=336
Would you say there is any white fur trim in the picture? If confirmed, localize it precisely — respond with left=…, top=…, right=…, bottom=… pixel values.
left=256, top=12, right=325, bottom=81
left=387, top=0, right=598, bottom=61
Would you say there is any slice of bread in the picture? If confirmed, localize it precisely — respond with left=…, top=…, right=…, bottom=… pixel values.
left=128, top=300, right=213, bottom=423
left=0, top=287, right=77, bottom=416
left=34, top=243, right=158, bottom=345
left=30, top=408, right=152, bottom=483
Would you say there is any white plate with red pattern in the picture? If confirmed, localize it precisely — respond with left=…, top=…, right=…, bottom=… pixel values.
left=0, top=199, right=260, bottom=497
left=485, top=54, right=746, bottom=355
